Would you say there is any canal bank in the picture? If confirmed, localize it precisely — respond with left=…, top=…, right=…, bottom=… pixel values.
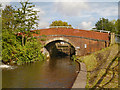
left=72, top=62, right=87, bottom=88
left=72, top=44, right=119, bottom=88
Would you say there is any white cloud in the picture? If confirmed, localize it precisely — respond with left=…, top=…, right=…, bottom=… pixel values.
left=90, top=5, right=118, bottom=17
left=38, top=21, right=49, bottom=29
left=1, top=2, right=10, bottom=9
left=89, top=17, right=96, bottom=21
left=54, top=2, right=118, bottom=17
left=79, top=21, right=93, bottom=30
left=32, top=6, right=48, bottom=29
left=35, top=7, right=50, bottom=29
left=34, top=7, right=45, bottom=15
left=0, top=0, right=19, bottom=9
left=77, top=17, right=96, bottom=30
left=54, top=2, right=89, bottom=16
left=33, top=7, right=45, bottom=19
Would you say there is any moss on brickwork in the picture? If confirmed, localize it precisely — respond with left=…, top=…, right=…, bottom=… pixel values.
left=76, top=44, right=120, bottom=88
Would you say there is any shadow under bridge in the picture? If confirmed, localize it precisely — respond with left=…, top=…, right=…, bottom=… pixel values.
left=44, top=40, right=76, bottom=58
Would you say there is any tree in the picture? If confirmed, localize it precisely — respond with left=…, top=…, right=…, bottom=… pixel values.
left=115, top=19, right=120, bottom=34
left=50, top=20, right=73, bottom=28
left=2, top=5, right=15, bottom=31
left=2, top=1, right=45, bottom=65
left=95, top=18, right=115, bottom=33
left=2, top=5, right=18, bottom=63
left=14, top=0, right=39, bottom=46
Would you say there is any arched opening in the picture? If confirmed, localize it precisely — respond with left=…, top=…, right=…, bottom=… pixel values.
left=44, top=40, right=76, bottom=58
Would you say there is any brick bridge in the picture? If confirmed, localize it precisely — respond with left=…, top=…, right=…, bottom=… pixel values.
left=32, top=28, right=110, bottom=57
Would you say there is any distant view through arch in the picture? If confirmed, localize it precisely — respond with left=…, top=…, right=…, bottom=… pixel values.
left=44, top=39, right=76, bottom=57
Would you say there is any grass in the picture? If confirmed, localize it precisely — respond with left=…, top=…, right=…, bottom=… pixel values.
left=76, top=44, right=119, bottom=88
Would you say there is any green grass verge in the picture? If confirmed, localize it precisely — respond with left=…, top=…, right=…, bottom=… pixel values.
left=76, top=44, right=119, bottom=88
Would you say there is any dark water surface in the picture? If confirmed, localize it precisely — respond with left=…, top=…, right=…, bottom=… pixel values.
left=2, top=56, right=78, bottom=88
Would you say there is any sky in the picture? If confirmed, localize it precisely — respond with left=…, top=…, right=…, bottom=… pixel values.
left=0, top=0, right=119, bottom=30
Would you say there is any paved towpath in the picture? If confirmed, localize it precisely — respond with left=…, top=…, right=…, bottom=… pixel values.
left=72, top=62, right=87, bottom=88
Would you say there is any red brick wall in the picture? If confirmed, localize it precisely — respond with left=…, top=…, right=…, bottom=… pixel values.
left=38, top=35, right=109, bottom=56
left=32, top=28, right=110, bottom=56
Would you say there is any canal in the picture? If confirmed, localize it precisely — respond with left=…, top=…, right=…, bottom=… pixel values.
left=2, top=56, right=78, bottom=88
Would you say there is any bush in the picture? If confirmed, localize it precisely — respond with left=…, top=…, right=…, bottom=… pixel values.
left=2, top=30, right=45, bottom=65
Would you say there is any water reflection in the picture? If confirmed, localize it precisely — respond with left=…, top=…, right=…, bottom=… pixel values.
left=2, top=56, right=77, bottom=88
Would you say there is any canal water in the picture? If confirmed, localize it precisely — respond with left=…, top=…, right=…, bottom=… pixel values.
left=2, top=56, right=78, bottom=88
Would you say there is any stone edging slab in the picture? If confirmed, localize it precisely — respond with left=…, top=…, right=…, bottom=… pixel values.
left=72, top=62, right=87, bottom=88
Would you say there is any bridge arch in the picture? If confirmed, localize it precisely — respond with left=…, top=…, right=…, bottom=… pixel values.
left=44, top=37, right=76, bottom=57
left=45, top=37, right=76, bottom=48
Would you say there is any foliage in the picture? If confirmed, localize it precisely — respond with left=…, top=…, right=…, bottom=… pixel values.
left=50, top=20, right=73, bottom=28
left=14, top=0, right=39, bottom=46
left=2, top=30, right=44, bottom=64
left=2, top=1, right=45, bottom=65
left=95, top=18, right=115, bottom=32
left=15, top=39, right=44, bottom=65
left=14, top=1, right=39, bottom=32
left=115, top=19, right=120, bottom=34
left=40, top=38, right=46, bottom=41
left=2, top=5, right=15, bottom=30
left=2, top=29, right=19, bottom=63
left=94, top=18, right=120, bottom=34
left=71, top=55, right=79, bottom=62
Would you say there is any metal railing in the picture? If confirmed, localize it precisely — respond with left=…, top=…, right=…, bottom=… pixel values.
left=92, top=29, right=110, bottom=33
